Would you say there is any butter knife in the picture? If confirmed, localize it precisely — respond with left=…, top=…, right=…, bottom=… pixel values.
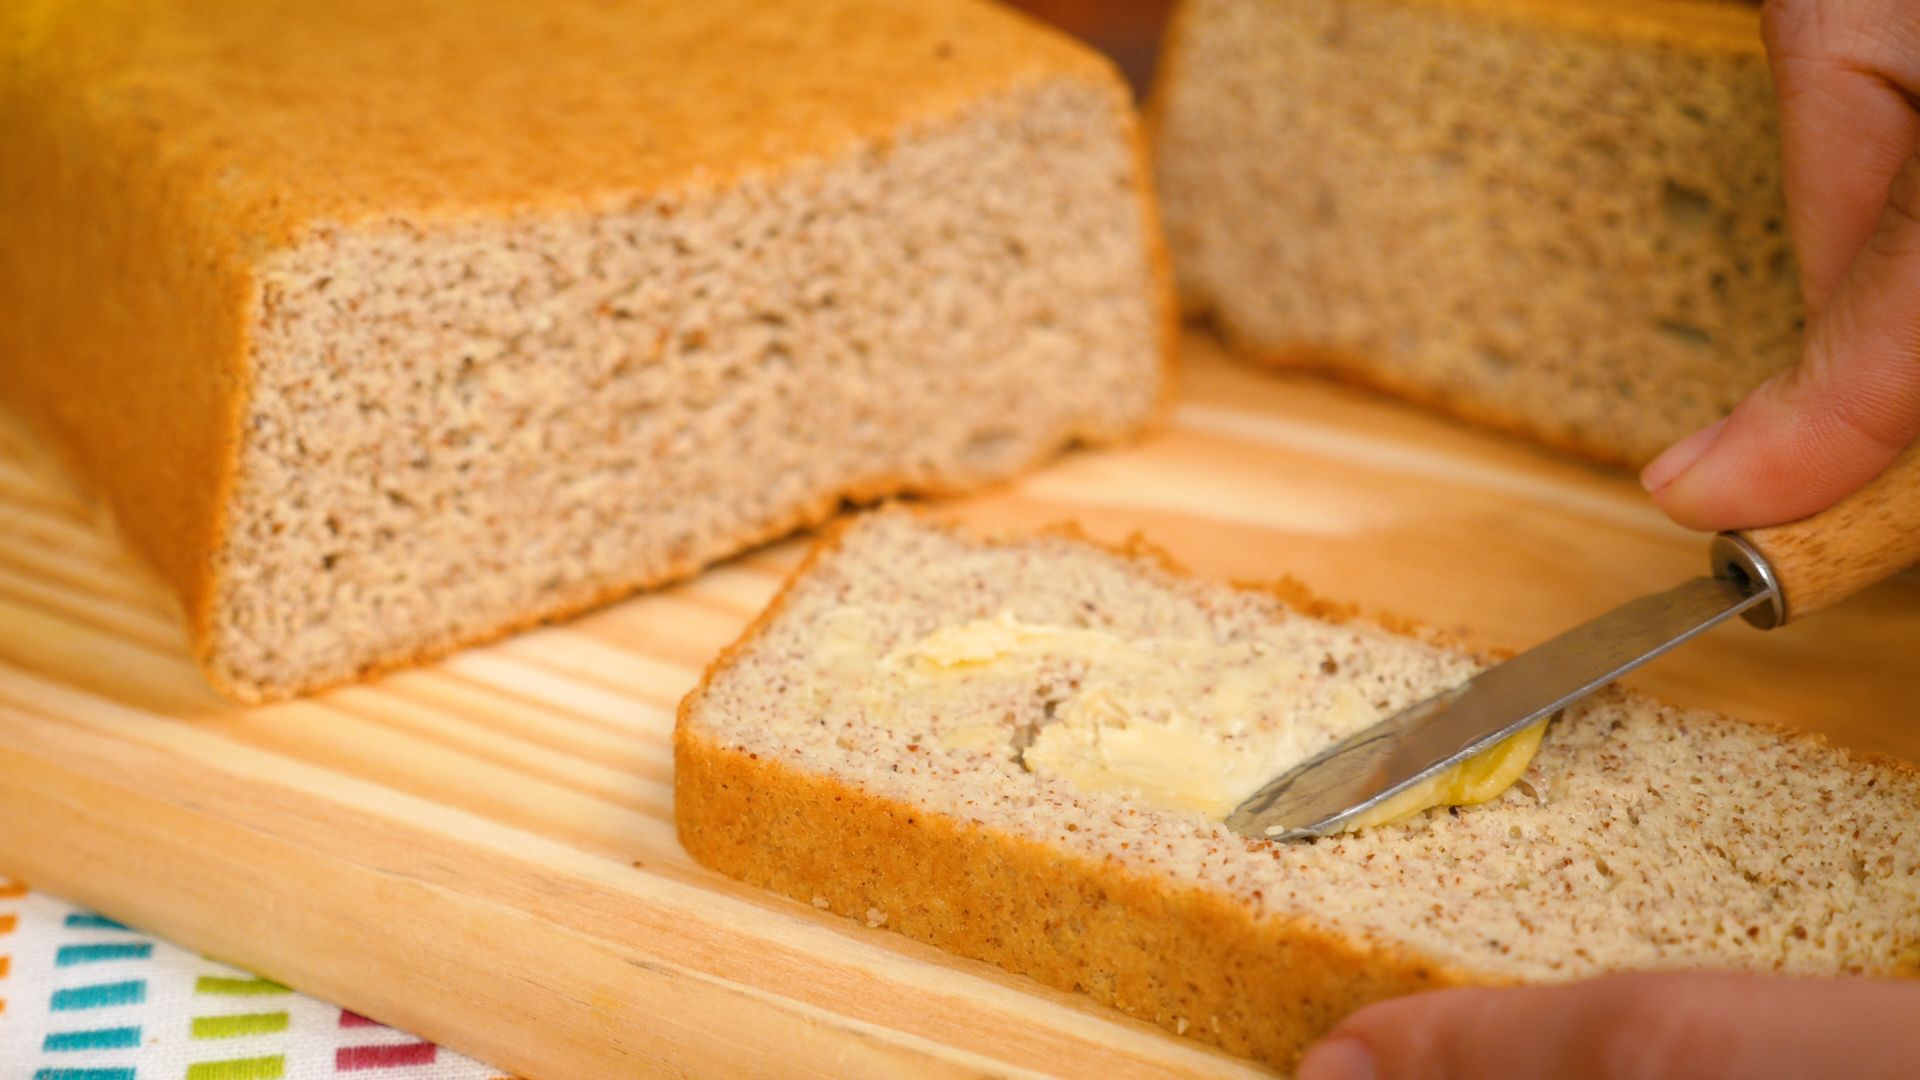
left=1226, top=441, right=1920, bottom=842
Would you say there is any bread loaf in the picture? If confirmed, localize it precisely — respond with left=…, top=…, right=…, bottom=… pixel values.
left=675, top=511, right=1920, bottom=1071
left=0, top=0, right=1172, bottom=701
left=1151, top=0, right=1797, bottom=466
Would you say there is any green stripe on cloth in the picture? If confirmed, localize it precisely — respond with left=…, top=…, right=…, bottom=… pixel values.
left=185, top=1056, right=285, bottom=1080
left=193, top=976, right=290, bottom=996
left=192, top=1012, right=291, bottom=1039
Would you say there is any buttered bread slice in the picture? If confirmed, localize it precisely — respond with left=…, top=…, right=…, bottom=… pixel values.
left=675, top=511, right=1920, bottom=1071
left=0, top=0, right=1170, bottom=701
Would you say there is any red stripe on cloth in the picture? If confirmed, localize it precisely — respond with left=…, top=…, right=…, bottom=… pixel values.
left=336, top=1042, right=437, bottom=1070
left=337, top=1010, right=381, bottom=1028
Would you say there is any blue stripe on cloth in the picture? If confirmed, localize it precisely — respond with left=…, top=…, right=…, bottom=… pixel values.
left=55, top=943, right=153, bottom=967
left=43, top=1026, right=143, bottom=1051
left=61, top=914, right=130, bottom=931
left=50, top=980, right=147, bottom=1011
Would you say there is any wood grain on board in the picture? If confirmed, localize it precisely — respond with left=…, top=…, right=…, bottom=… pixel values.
left=0, top=331, right=1914, bottom=1078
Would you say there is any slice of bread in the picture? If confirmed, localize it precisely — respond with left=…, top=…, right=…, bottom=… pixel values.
left=675, top=511, right=1920, bottom=1070
left=1151, top=0, right=1796, bottom=467
left=0, top=0, right=1172, bottom=702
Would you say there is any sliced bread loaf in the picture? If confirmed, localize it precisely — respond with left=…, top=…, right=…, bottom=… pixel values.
left=0, top=0, right=1171, bottom=701
left=1150, top=0, right=1797, bottom=466
left=675, top=511, right=1920, bottom=1070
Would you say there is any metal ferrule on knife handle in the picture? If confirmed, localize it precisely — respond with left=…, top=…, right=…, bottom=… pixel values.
left=1715, top=440, right=1920, bottom=630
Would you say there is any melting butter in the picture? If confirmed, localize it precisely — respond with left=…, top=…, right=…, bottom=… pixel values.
left=1020, top=691, right=1281, bottom=818
left=1338, top=719, right=1548, bottom=832
left=890, top=614, right=1548, bottom=834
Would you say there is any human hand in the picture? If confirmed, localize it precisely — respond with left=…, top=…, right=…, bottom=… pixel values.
left=1640, top=0, right=1920, bottom=531
left=1295, top=971, right=1920, bottom=1080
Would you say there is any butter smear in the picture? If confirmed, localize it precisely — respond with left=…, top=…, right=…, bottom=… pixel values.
left=890, top=613, right=1545, bottom=834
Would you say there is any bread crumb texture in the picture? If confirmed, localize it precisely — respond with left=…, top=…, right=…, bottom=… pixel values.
left=0, top=0, right=1170, bottom=700
left=1152, top=0, right=1797, bottom=466
left=676, top=511, right=1920, bottom=1070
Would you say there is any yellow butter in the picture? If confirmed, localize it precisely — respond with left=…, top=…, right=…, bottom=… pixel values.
left=890, top=614, right=1547, bottom=834
left=1338, top=719, right=1548, bottom=832
left=1020, top=690, right=1282, bottom=818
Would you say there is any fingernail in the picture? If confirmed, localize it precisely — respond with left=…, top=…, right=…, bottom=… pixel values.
left=1640, top=416, right=1728, bottom=493
left=1298, top=1037, right=1376, bottom=1080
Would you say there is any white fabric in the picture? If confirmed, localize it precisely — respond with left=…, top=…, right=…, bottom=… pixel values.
left=1, top=883, right=505, bottom=1080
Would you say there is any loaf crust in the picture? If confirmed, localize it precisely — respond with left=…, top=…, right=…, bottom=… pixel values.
left=0, top=0, right=1175, bottom=700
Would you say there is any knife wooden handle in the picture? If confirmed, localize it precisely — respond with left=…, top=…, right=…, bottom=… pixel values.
left=1731, top=440, right=1920, bottom=626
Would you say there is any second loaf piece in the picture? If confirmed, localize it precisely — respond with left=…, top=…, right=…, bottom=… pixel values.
left=1152, top=0, right=1798, bottom=466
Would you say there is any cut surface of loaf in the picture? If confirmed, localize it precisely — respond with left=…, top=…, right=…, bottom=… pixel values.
left=676, top=511, right=1920, bottom=1070
left=1151, top=0, right=1798, bottom=466
left=0, top=0, right=1171, bottom=700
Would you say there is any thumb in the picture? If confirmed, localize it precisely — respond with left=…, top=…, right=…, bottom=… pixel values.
left=1295, top=973, right=1920, bottom=1080
left=1641, top=151, right=1920, bottom=531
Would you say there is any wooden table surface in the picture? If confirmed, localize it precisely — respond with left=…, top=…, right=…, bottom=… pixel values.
left=0, top=330, right=1914, bottom=1078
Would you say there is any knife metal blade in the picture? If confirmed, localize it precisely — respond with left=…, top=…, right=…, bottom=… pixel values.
left=1224, top=554, right=1775, bottom=843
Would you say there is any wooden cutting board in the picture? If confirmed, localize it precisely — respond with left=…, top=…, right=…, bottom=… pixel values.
left=2, top=331, right=1916, bottom=1078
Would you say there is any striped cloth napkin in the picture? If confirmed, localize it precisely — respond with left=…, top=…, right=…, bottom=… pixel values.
left=0, top=879, right=510, bottom=1080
